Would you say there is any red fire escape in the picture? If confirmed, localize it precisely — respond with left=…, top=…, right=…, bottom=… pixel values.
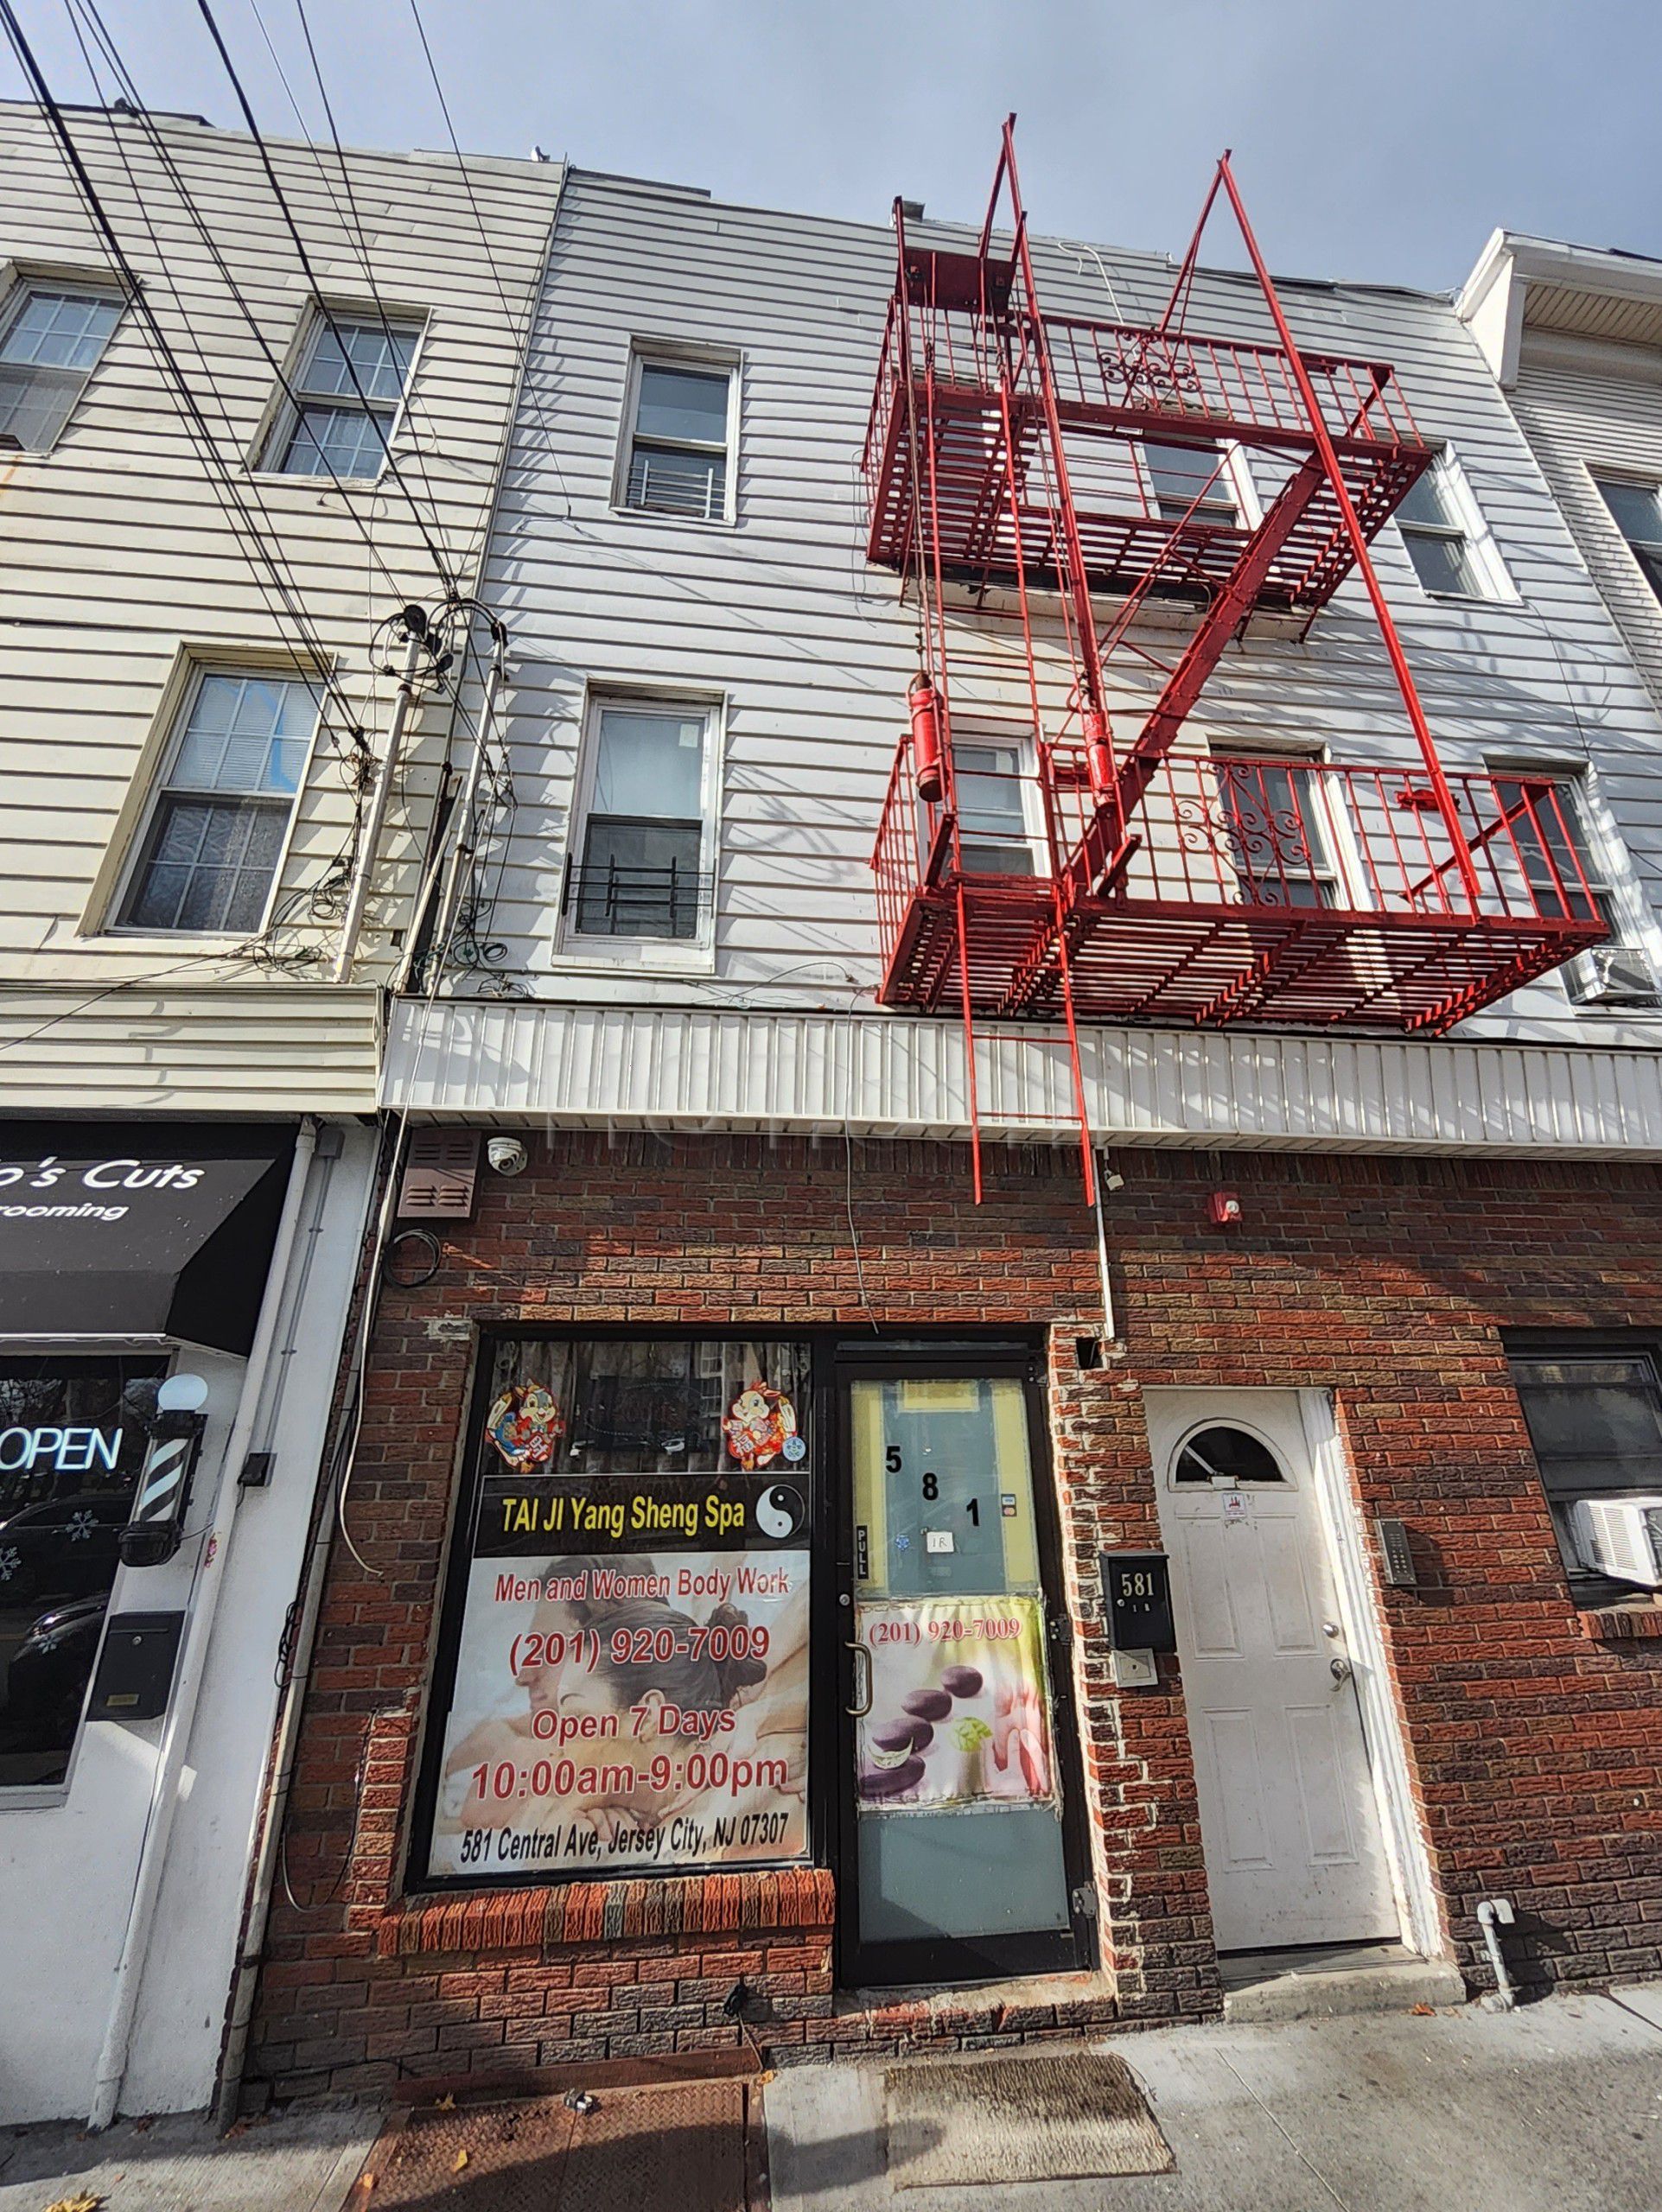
left=865, top=120, right=1608, bottom=1199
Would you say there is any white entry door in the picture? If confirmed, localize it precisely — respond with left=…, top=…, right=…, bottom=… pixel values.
left=1146, top=1389, right=1399, bottom=1952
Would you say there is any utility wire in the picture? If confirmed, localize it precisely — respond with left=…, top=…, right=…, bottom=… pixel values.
left=405, top=0, right=574, bottom=534
left=284, top=0, right=452, bottom=556
left=244, top=0, right=449, bottom=523
left=194, top=0, right=459, bottom=595
left=4, top=1, right=366, bottom=743
left=69, top=0, right=416, bottom=626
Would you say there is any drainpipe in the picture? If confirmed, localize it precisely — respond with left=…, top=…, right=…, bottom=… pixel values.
left=88, top=1120, right=319, bottom=2131
left=331, top=617, right=429, bottom=984
left=1476, top=1897, right=1518, bottom=2011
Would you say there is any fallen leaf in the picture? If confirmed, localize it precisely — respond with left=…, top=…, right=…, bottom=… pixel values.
left=44, top=2195, right=105, bottom=2212
left=359, top=2173, right=377, bottom=2191
left=433, top=2093, right=455, bottom=2110
left=1410, top=2003, right=1436, bottom=2016
left=454, top=2149, right=469, bottom=2171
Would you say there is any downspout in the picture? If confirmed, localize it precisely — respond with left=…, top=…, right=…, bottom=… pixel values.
left=89, top=1117, right=319, bottom=2131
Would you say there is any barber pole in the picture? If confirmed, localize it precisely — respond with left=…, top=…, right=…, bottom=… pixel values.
left=118, top=1410, right=207, bottom=1568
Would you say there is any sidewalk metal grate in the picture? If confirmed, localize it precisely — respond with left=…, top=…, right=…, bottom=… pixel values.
left=353, top=2079, right=753, bottom=2211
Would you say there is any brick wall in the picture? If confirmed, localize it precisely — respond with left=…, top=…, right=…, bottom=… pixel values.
left=248, top=1135, right=1662, bottom=2100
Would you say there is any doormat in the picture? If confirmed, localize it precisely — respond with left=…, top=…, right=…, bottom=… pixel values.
left=353, top=2077, right=755, bottom=2210
left=884, top=2050, right=1174, bottom=2187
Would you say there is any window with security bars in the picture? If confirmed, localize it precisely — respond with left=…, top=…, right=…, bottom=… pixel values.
left=1213, top=757, right=1342, bottom=908
left=621, top=359, right=733, bottom=521
left=1592, top=477, right=1662, bottom=603
left=266, top=312, right=419, bottom=479
left=0, top=284, right=123, bottom=451
left=566, top=702, right=713, bottom=941
left=118, top=671, right=318, bottom=934
left=1510, top=1351, right=1662, bottom=1595
left=1396, top=457, right=1484, bottom=597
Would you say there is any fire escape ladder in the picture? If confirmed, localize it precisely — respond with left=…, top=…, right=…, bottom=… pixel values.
left=1079, top=450, right=1333, bottom=883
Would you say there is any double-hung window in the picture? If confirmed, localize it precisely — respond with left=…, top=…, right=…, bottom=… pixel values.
left=952, top=743, right=1035, bottom=874
left=621, top=357, right=735, bottom=521
left=118, top=671, right=317, bottom=935
left=1143, top=437, right=1237, bottom=527
left=566, top=701, right=714, bottom=944
left=1511, top=1351, right=1662, bottom=1598
left=1592, top=476, right=1662, bottom=603
left=1490, top=772, right=1607, bottom=928
left=265, top=312, right=419, bottom=480
left=1396, top=456, right=1486, bottom=597
left=0, top=283, right=123, bottom=451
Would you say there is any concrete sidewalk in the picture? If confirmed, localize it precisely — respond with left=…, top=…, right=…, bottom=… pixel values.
left=765, top=1986, right=1662, bottom=2212
left=0, top=2104, right=379, bottom=2212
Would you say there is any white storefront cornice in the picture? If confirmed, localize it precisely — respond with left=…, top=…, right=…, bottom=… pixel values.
left=382, top=999, right=1662, bottom=1160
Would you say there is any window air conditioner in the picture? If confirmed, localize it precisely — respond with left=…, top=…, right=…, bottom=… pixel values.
left=1569, top=1496, right=1662, bottom=1589
left=1565, top=944, right=1660, bottom=1007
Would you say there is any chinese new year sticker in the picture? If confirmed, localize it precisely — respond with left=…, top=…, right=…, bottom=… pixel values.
left=485, top=1383, right=566, bottom=1472
left=722, top=1381, right=799, bottom=1470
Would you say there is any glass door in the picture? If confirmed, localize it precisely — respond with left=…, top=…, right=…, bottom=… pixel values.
left=837, top=1361, right=1089, bottom=1985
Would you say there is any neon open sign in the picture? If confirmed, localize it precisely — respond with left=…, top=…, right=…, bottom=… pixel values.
left=0, top=1427, right=125, bottom=1473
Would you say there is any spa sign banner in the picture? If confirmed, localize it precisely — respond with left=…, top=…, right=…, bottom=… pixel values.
left=424, top=1466, right=811, bottom=1882
left=855, top=1595, right=1055, bottom=1812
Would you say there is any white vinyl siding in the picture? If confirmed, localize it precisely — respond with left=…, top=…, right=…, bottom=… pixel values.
left=0, top=283, right=122, bottom=450
left=0, top=105, right=562, bottom=1110
left=440, top=169, right=1662, bottom=1069
left=1511, top=339, right=1662, bottom=720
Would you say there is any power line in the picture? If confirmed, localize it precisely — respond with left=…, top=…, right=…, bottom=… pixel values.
left=193, top=0, right=459, bottom=595
left=236, top=0, right=449, bottom=535
left=68, top=0, right=417, bottom=625
left=5, top=0, right=366, bottom=744
left=404, top=0, right=574, bottom=534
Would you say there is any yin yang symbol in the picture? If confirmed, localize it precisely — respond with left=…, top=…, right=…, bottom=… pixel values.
left=756, top=1484, right=804, bottom=1539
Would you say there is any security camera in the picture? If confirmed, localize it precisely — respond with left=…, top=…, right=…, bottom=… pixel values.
left=486, top=1135, right=530, bottom=1178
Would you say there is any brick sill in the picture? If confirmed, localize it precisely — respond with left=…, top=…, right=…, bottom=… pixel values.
left=1576, top=1603, right=1662, bottom=1642
left=373, top=1866, right=836, bottom=1958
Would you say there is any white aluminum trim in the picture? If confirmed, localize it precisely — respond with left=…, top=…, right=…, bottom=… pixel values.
left=382, top=999, right=1662, bottom=1157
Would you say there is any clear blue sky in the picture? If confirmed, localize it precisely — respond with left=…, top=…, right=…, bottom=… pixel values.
left=4, top=0, right=1659, bottom=290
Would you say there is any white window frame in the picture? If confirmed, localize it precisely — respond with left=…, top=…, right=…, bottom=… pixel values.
left=1207, top=741, right=1369, bottom=912
left=1483, top=757, right=1662, bottom=1013
left=1588, top=470, right=1662, bottom=605
left=254, top=301, right=427, bottom=483
left=1395, top=447, right=1513, bottom=603
left=108, top=663, right=322, bottom=943
left=1139, top=433, right=1255, bottom=531
left=612, top=342, right=741, bottom=528
left=0, top=269, right=126, bottom=454
left=554, top=689, right=725, bottom=972
left=948, top=735, right=1045, bottom=876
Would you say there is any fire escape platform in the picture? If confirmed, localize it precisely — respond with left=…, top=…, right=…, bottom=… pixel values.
left=864, top=290, right=1433, bottom=613
left=882, top=875, right=1603, bottom=1036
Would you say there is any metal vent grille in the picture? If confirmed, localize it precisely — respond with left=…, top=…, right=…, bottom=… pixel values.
left=397, top=1128, right=481, bottom=1219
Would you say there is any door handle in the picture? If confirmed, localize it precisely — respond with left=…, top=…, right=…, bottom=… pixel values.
left=847, top=1640, right=874, bottom=1717
left=1329, top=1654, right=1353, bottom=1685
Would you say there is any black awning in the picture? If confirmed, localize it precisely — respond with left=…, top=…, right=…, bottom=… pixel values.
left=0, top=1123, right=296, bottom=1353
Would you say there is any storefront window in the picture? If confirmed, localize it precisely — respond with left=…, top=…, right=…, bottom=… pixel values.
left=0, top=1357, right=164, bottom=1789
left=412, top=1336, right=813, bottom=1888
